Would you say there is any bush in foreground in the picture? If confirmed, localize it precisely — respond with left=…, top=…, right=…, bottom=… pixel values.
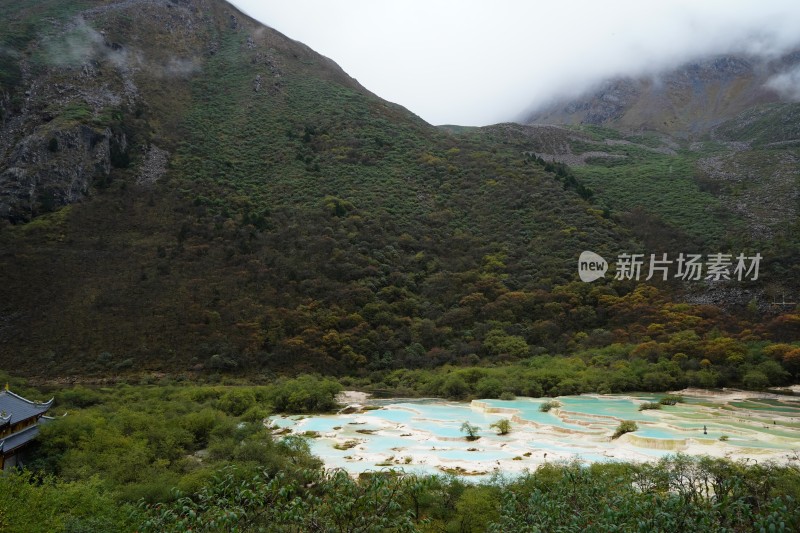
left=136, top=456, right=800, bottom=533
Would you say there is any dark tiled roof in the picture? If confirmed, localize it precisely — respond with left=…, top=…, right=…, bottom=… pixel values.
left=0, top=391, right=53, bottom=424
left=0, top=424, right=40, bottom=454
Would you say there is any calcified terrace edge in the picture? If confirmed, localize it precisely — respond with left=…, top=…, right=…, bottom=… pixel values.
left=275, top=388, right=800, bottom=477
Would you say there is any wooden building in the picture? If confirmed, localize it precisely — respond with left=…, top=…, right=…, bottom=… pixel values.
left=0, top=387, right=53, bottom=470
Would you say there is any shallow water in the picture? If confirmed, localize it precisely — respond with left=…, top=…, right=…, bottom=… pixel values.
left=270, top=393, right=800, bottom=477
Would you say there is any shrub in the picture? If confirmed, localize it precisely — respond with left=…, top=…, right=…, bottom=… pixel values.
left=217, top=389, right=257, bottom=416
left=659, top=395, right=684, bottom=406
left=525, top=382, right=544, bottom=398
left=460, top=421, right=480, bottom=441
left=441, top=374, right=469, bottom=399
left=612, top=420, right=638, bottom=439
left=333, top=440, right=359, bottom=451
left=115, top=358, right=134, bottom=371
left=742, top=370, right=769, bottom=391
left=490, top=419, right=511, bottom=435
left=269, top=375, right=342, bottom=413
left=638, top=402, right=661, bottom=411
left=539, top=400, right=561, bottom=412
left=58, top=386, right=103, bottom=408
left=475, top=377, right=504, bottom=399
left=181, top=408, right=222, bottom=447
left=240, top=405, right=270, bottom=423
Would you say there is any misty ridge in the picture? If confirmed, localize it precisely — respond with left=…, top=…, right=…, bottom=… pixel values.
left=27, top=2, right=800, bottom=128
left=521, top=46, right=800, bottom=133
left=509, top=18, right=800, bottom=126
left=41, top=17, right=201, bottom=82
left=525, top=46, right=800, bottom=108
left=521, top=37, right=800, bottom=113
left=766, top=62, right=800, bottom=101
left=236, top=0, right=800, bottom=126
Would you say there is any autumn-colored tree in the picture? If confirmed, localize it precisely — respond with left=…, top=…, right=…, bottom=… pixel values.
left=782, top=348, right=800, bottom=376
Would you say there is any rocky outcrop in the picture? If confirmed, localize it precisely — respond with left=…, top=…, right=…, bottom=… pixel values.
left=137, top=144, right=169, bottom=185
left=0, top=125, right=111, bottom=222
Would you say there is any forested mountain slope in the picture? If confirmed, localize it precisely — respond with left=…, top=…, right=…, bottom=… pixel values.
left=0, top=0, right=797, bottom=385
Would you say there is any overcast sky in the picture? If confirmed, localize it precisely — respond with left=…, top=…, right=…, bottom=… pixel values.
left=229, top=1, right=800, bottom=126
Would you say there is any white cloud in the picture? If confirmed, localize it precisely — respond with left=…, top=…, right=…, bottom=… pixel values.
left=230, top=0, right=800, bottom=126
left=765, top=65, right=800, bottom=101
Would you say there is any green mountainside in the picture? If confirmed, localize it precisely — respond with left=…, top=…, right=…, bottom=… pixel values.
left=480, top=109, right=800, bottom=256
left=0, top=0, right=634, bottom=377
left=0, top=0, right=798, bottom=386
left=520, top=53, right=800, bottom=279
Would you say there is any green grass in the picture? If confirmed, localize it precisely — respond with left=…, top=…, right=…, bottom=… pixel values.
left=58, top=101, right=93, bottom=123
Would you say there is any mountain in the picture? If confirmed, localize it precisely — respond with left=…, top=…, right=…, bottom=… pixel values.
left=516, top=51, right=800, bottom=285
left=0, top=0, right=379, bottom=222
left=0, top=0, right=641, bottom=377
left=501, top=102, right=800, bottom=243
left=1, top=0, right=797, bottom=382
left=523, top=51, right=800, bottom=136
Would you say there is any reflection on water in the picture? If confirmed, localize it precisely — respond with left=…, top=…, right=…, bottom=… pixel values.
left=270, top=393, right=800, bottom=477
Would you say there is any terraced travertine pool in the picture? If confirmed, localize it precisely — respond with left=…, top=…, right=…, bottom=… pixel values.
left=269, top=392, right=800, bottom=478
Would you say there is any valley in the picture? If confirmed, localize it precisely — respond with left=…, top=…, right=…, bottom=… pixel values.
left=1, top=0, right=799, bottom=531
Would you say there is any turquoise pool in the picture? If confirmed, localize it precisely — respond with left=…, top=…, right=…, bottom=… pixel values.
left=269, top=393, right=800, bottom=476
